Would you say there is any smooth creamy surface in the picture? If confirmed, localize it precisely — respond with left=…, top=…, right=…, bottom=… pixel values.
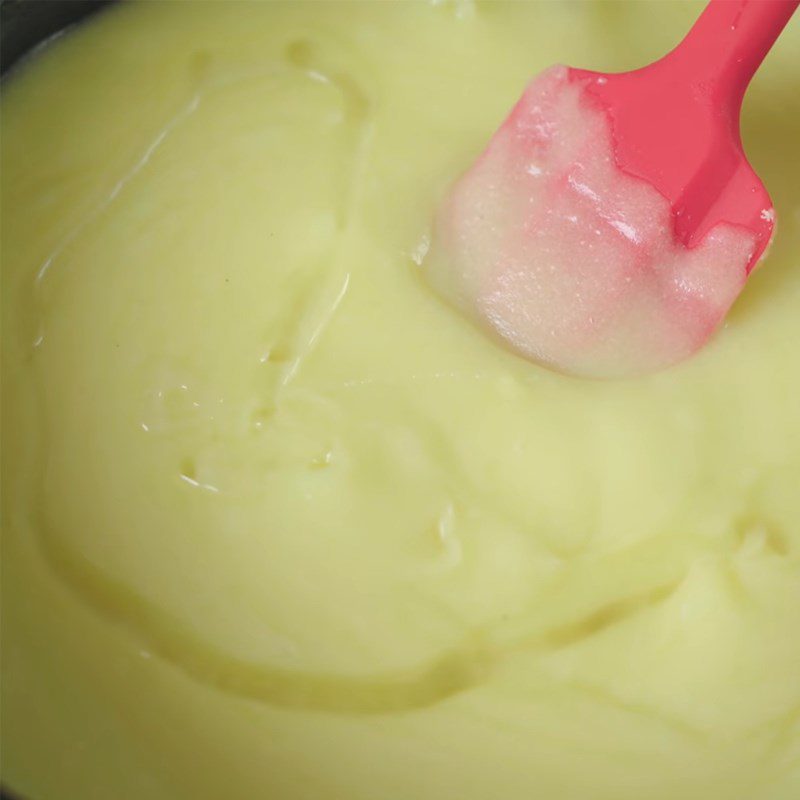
left=1, top=2, right=799, bottom=800
left=429, top=65, right=757, bottom=377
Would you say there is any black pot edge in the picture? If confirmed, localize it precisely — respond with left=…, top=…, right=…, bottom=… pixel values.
left=1, top=0, right=114, bottom=75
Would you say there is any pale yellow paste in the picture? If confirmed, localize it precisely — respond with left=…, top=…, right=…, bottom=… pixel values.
left=1, top=2, right=799, bottom=799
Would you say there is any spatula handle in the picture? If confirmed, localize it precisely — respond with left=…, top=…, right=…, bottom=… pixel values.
left=672, top=0, right=798, bottom=108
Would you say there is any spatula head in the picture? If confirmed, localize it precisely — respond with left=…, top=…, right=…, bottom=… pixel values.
left=427, top=65, right=764, bottom=377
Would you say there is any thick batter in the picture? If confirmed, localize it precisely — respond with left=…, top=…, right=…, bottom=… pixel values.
left=2, top=2, right=799, bottom=799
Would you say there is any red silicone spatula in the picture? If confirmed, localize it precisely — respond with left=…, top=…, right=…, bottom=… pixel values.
left=570, top=0, right=798, bottom=271
left=429, top=0, right=798, bottom=377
